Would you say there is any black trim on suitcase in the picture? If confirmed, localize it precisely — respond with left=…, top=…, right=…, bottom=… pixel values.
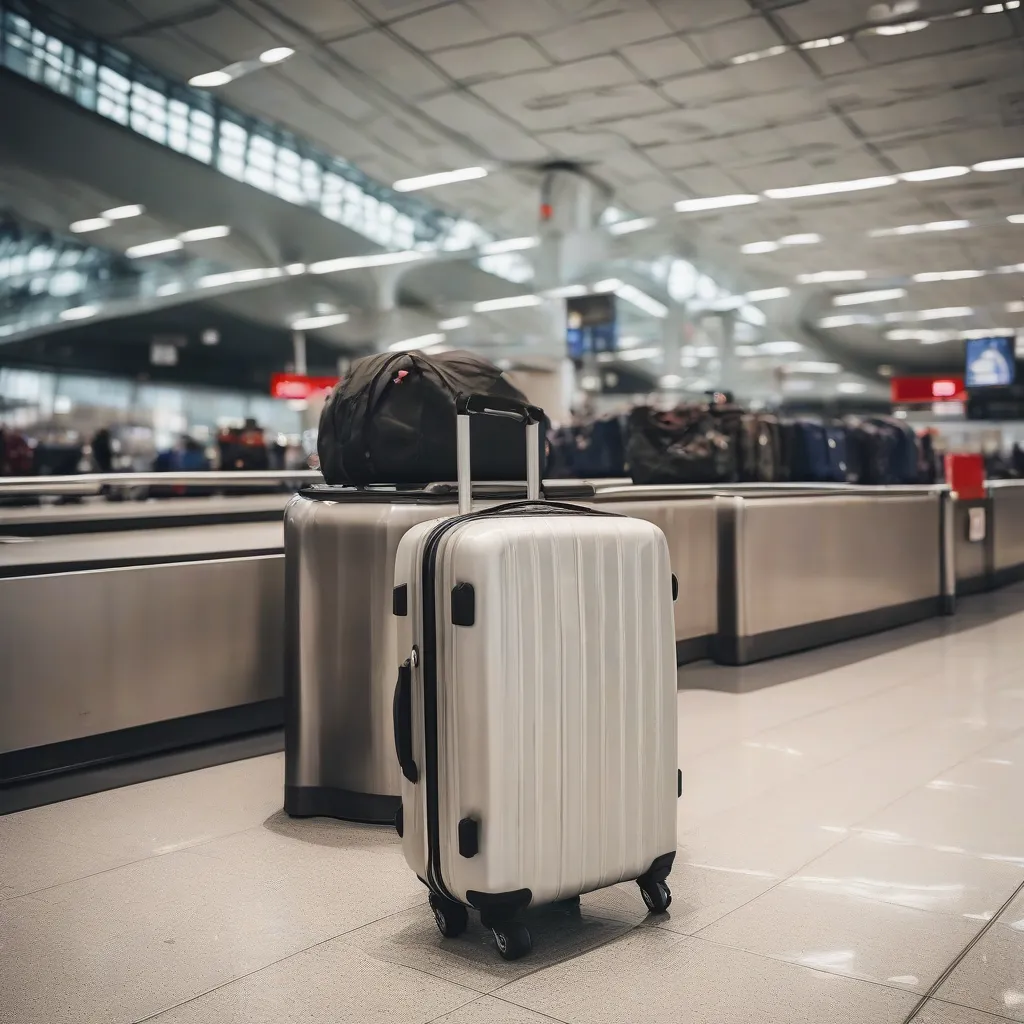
left=393, top=584, right=408, bottom=616
left=457, top=817, right=480, bottom=857
left=393, top=661, right=418, bottom=783
left=465, top=887, right=533, bottom=925
left=419, top=500, right=619, bottom=906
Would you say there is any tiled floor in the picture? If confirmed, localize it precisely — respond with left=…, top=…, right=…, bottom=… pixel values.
left=4, top=591, right=1024, bottom=1024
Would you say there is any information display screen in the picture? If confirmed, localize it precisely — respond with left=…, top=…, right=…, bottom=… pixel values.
left=566, top=293, right=617, bottom=360
left=965, top=336, right=1015, bottom=388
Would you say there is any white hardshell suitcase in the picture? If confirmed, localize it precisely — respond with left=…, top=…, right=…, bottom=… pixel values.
left=392, top=394, right=678, bottom=960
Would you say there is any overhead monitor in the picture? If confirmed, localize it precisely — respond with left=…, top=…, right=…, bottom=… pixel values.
left=566, top=293, right=617, bottom=360
left=965, top=335, right=1015, bottom=388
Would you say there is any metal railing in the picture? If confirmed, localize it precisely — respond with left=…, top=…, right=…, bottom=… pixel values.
left=0, top=469, right=322, bottom=497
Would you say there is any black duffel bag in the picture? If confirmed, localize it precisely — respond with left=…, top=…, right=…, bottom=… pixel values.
left=626, top=405, right=735, bottom=485
left=318, top=349, right=546, bottom=486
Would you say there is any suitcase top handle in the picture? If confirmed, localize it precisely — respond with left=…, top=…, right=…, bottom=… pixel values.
left=455, top=393, right=544, bottom=426
left=456, top=393, right=545, bottom=514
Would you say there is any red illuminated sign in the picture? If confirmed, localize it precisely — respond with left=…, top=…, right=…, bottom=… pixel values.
left=270, top=373, right=339, bottom=400
left=890, top=376, right=966, bottom=404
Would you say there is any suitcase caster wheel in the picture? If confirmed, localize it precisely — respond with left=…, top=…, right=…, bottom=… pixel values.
left=429, top=894, right=468, bottom=938
left=491, top=922, right=532, bottom=961
left=639, top=879, right=672, bottom=914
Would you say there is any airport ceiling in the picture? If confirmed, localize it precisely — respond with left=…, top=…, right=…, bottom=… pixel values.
left=25, top=0, right=1024, bottom=388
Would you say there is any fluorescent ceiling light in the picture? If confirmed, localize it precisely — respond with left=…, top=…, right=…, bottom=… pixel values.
left=790, top=361, right=842, bottom=374
left=1008, top=301, right=1024, bottom=313
left=178, top=225, right=231, bottom=242
left=998, top=263, right=1024, bottom=274
left=887, top=306, right=975, bottom=322
left=259, top=47, right=294, bottom=64
left=729, top=45, right=788, bottom=64
left=973, top=157, right=1024, bottom=172
left=675, top=194, right=760, bottom=212
left=887, top=329, right=954, bottom=342
left=797, top=270, right=868, bottom=283
left=290, top=312, right=349, bottom=330
left=741, top=241, right=778, bottom=254
left=870, top=20, right=929, bottom=34
left=393, top=167, right=488, bottom=192
left=285, top=263, right=306, bottom=275
left=799, top=35, right=846, bottom=49
left=473, top=294, right=542, bottom=312
left=819, top=314, right=873, bottom=327
left=594, top=278, right=623, bottom=293
left=616, top=283, right=669, bottom=318
left=962, top=327, right=1012, bottom=338
left=837, top=382, right=867, bottom=394
left=125, top=238, right=184, bottom=258
left=59, top=304, right=99, bottom=321
left=309, top=250, right=425, bottom=274
left=869, top=220, right=971, bottom=237
left=1009, top=214, right=1024, bottom=224
left=156, top=282, right=183, bottom=297
left=659, top=374, right=684, bottom=387
left=760, top=340, right=803, bottom=355
left=833, top=288, right=906, bottom=305
left=779, top=233, right=822, bottom=245
left=544, top=284, right=589, bottom=298
left=608, top=217, right=656, bottom=235
left=438, top=316, right=470, bottom=330
left=480, top=236, right=537, bottom=255
left=739, top=304, right=767, bottom=326
left=69, top=217, right=111, bottom=233
left=746, top=287, right=791, bottom=301
left=912, top=269, right=985, bottom=282
left=387, top=333, right=446, bottom=352
left=101, top=204, right=145, bottom=220
left=765, top=176, right=897, bottom=199
left=198, top=267, right=283, bottom=287
left=618, top=347, right=662, bottom=361
left=899, top=166, right=969, bottom=181
left=189, top=70, right=234, bottom=88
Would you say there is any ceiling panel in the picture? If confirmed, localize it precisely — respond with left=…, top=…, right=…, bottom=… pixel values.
left=389, top=3, right=497, bottom=49
left=330, top=30, right=449, bottom=98
left=536, top=7, right=674, bottom=62
left=429, top=36, right=552, bottom=81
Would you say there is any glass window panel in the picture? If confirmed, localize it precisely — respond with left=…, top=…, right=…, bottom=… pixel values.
left=187, top=140, right=212, bottom=163
left=247, top=147, right=275, bottom=171
left=168, top=128, right=189, bottom=152
left=217, top=154, right=245, bottom=179
left=244, top=165, right=274, bottom=192
left=220, top=120, right=246, bottom=140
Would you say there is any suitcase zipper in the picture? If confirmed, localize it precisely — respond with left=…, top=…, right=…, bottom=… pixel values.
left=418, top=501, right=617, bottom=905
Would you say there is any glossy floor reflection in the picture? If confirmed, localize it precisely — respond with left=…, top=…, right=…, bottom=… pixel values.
left=3, top=590, right=1024, bottom=1023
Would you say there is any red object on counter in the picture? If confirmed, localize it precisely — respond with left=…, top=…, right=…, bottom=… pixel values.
left=891, top=376, right=966, bottom=404
left=270, top=373, right=340, bottom=400
left=945, top=453, right=986, bottom=500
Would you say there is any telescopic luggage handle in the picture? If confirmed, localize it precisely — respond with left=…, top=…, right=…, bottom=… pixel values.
left=456, top=392, right=544, bottom=514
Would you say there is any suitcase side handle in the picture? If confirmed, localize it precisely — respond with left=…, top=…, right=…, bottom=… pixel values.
left=393, top=660, right=418, bottom=784
left=456, top=393, right=544, bottom=514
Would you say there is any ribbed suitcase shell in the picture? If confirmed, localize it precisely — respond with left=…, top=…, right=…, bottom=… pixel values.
left=395, top=508, right=677, bottom=908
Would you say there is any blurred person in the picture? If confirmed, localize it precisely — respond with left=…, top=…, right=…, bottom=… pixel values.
left=91, top=427, right=113, bottom=474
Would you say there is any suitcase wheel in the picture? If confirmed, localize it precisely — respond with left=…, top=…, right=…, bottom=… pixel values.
left=429, top=894, right=468, bottom=939
left=490, top=921, right=532, bottom=962
left=638, top=879, right=672, bottom=914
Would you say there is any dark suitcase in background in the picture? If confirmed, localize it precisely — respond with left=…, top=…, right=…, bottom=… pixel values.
left=785, top=420, right=832, bottom=483
left=627, top=406, right=735, bottom=485
left=825, top=426, right=849, bottom=483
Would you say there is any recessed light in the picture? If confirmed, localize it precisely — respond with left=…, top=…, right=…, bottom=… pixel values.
left=290, top=312, right=349, bottom=330
left=912, top=270, right=985, bottom=282
left=189, top=70, right=234, bottom=88
left=392, top=167, right=488, bottom=192
left=69, top=217, right=111, bottom=233
left=760, top=340, right=803, bottom=355
left=59, top=304, right=99, bottom=321
left=746, top=287, right=791, bottom=301
left=1008, top=301, right=1024, bottom=313
left=1009, top=214, right=1024, bottom=224
left=899, top=166, right=970, bottom=181
left=674, top=194, right=760, bottom=212
left=869, top=220, right=972, bottom=237
left=472, top=295, right=542, bottom=312
left=741, top=241, right=779, bottom=254
left=765, top=177, right=897, bottom=199
left=101, top=204, right=145, bottom=220
left=309, top=251, right=426, bottom=273
left=998, top=264, right=1024, bottom=274
left=833, top=288, right=906, bottom=305
left=438, top=316, right=470, bottom=330
left=729, top=45, right=789, bottom=64
left=179, top=225, right=231, bottom=242
left=779, top=233, right=822, bottom=245
left=479, top=236, right=537, bottom=255
left=388, top=333, right=446, bottom=352
left=973, top=157, right=1024, bottom=172
left=870, top=20, right=929, bottom=34
left=797, top=270, right=868, bottom=283
left=608, top=217, right=656, bottom=235
left=819, top=314, right=873, bottom=327
left=125, top=238, right=184, bottom=258
left=259, top=47, right=294, bottom=64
